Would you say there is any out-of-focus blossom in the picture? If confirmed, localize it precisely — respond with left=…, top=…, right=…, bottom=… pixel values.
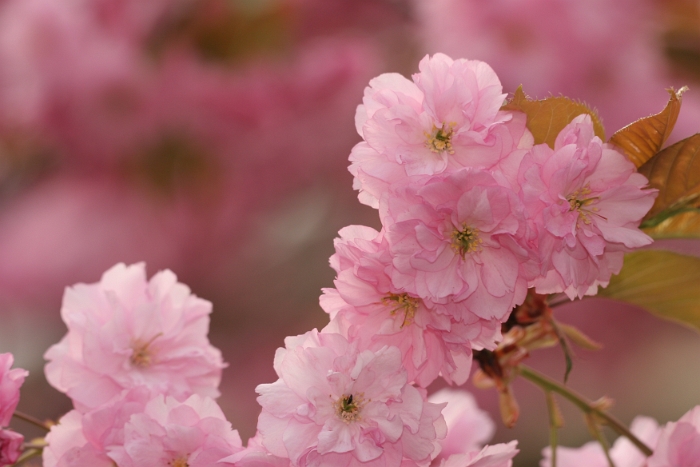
left=541, top=416, right=660, bottom=467
left=383, top=169, right=531, bottom=318
left=428, top=389, right=517, bottom=467
left=44, top=263, right=226, bottom=411
left=222, top=432, right=290, bottom=467
left=518, top=115, right=656, bottom=299
left=350, top=53, right=532, bottom=208
left=647, top=406, right=700, bottom=467
left=0, top=353, right=27, bottom=427
left=0, top=429, right=23, bottom=467
left=321, top=225, right=501, bottom=387
left=256, top=329, right=446, bottom=467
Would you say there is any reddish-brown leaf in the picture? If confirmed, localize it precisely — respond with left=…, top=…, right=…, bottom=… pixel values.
left=502, top=86, right=605, bottom=148
left=609, top=87, right=687, bottom=167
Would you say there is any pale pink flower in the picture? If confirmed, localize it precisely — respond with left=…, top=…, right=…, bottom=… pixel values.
left=222, top=432, right=290, bottom=467
left=0, top=353, right=27, bottom=427
left=428, top=389, right=495, bottom=458
left=0, top=429, right=23, bottom=467
left=256, top=330, right=446, bottom=467
left=350, top=53, right=532, bottom=208
left=648, top=406, right=700, bottom=467
left=108, top=394, right=242, bottom=467
left=383, top=169, right=531, bottom=320
left=321, top=225, right=501, bottom=387
left=434, top=442, right=518, bottom=467
left=43, top=410, right=119, bottom=467
left=44, top=263, right=226, bottom=411
left=540, top=416, right=660, bottom=467
left=518, top=115, right=656, bottom=299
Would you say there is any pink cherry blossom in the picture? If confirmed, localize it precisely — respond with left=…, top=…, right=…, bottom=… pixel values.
left=518, top=114, right=657, bottom=299
left=427, top=389, right=495, bottom=458
left=0, top=429, right=23, bottom=467
left=222, top=432, right=290, bottom=467
left=256, top=329, right=446, bottom=467
left=383, top=169, right=531, bottom=320
left=647, top=406, right=700, bottom=467
left=434, top=442, right=518, bottom=467
left=321, top=225, right=501, bottom=388
left=0, top=353, right=27, bottom=427
left=541, top=416, right=660, bottom=467
left=350, top=53, right=533, bottom=208
left=107, top=393, right=242, bottom=467
left=44, top=262, right=226, bottom=411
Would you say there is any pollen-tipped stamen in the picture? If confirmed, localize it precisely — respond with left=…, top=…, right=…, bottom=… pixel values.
left=335, top=393, right=365, bottom=423
left=382, top=293, right=420, bottom=327
left=451, top=224, right=483, bottom=258
left=425, top=123, right=456, bottom=154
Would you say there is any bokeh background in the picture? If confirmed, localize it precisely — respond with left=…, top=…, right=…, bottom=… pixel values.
left=1, top=0, right=700, bottom=465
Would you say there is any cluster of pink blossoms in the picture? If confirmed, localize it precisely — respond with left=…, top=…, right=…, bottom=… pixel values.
left=251, top=53, right=658, bottom=467
left=41, top=263, right=244, bottom=467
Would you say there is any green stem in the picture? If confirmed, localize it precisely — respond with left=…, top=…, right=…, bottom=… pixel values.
left=545, top=391, right=559, bottom=467
left=12, top=410, right=50, bottom=432
left=518, top=365, right=653, bottom=457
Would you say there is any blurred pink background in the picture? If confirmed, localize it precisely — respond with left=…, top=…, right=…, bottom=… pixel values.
left=1, top=0, right=700, bottom=465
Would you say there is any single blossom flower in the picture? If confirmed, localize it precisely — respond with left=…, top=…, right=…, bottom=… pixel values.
left=321, top=225, right=501, bottom=387
left=540, top=416, right=660, bottom=467
left=428, top=389, right=518, bottom=467
left=256, top=330, right=446, bottom=467
left=108, top=394, right=242, bottom=467
left=44, top=262, right=226, bottom=411
left=0, top=353, right=28, bottom=427
left=383, top=169, right=532, bottom=320
left=350, top=53, right=533, bottom=208
left=0, top=429, right=23, bottom=467
left=517, top=115, right=657, bottom=299
left=647, top=406, right=700, bottom=467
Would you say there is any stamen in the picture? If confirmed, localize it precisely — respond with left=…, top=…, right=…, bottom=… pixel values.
left=130, top=333, right=163, bottom=368
left=169, top=456, right=189, bottom=467
left=451, top=224, right=483, bottom=258
left=425, top=123, right=456, bottom=154
left=565, top=185, right=602, bottom=228
left=334, top=393, right=365, bottom=423
left=381, top=293, right=420, bottom=327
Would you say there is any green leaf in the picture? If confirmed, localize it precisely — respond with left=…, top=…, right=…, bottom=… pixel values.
left=598, top=250, right=700, bottom=331
left=502, top=86, right=606, bottom=148
left=609, top=87, right=687, bottom=168
left=638, top=133, right=700, bottom=220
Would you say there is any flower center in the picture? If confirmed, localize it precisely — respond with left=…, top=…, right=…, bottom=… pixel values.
left=335, top=393, right=365, bottom=423
left=130, top=333, right=162, bottom=368
left=565, top=185, right=601, bottom=228
left=451, top=224, right=482, bottom=258
left=169, top=456, right=189, bottom=467
left=425, top=123, right=456, bottom=154
left=381, top=292, right=420, bottom=327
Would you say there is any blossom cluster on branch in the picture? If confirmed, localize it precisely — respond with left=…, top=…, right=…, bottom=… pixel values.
left=2, top=52, right=700, bottom=467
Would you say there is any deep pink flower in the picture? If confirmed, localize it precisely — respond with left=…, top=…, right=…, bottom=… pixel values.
left=44, top=263, right=226, bottom=411
left=518, top=115, right=656, bottom=299
left=321, top=225, right=501, bottom=387
left=0, top=353, right=27, bottom=428
left=0, top=429, right=23, bottom=467
left=350, top=53, right=533, bottom=208
left=648, top=406, right=700, bottom=467
left=256, top=330, right=446, bottom=467
left=541, top=416, right=660, bottom=467
left=383, top=169, right=531, bottom=320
